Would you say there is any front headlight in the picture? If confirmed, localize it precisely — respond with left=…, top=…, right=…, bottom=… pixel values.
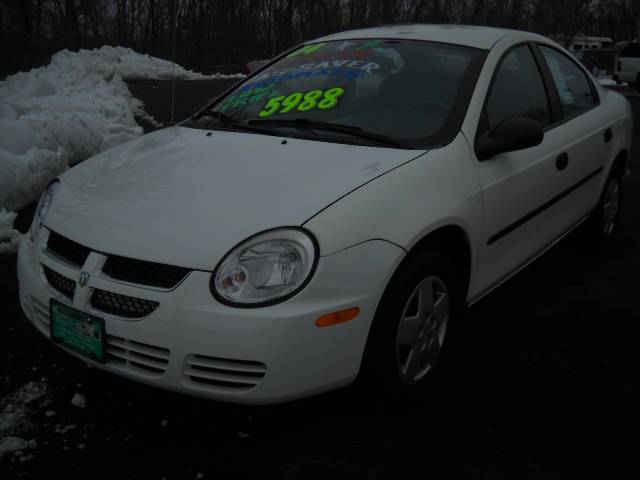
left=29, top=181, right=60, bottom=242
left=211, top=228, right=318, bottom=307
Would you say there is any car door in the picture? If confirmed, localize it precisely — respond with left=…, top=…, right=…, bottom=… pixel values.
left=471, top=44, right=581, bottom=296
left=536, top=45, right=607, bottom=217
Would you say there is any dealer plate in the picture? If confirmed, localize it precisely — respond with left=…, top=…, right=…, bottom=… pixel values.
left=50, top=299, right=105, bottom=363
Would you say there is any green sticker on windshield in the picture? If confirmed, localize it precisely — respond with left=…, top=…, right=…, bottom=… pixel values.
left=258, top=88, right=345, bottom=117
left=356, top=39, right=384, bottom=50
left=220, top=85, right=279, bottom=112
left=287, top=43, right=326, bottom=58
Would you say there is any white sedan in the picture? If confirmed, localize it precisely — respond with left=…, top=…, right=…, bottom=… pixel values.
left=18, top=25, right=633, bottom=404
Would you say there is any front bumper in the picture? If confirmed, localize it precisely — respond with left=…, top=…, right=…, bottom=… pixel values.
left=17, top=229, right=403, bottom=404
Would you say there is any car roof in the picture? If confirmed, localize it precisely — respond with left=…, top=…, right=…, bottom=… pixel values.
left=315, top=24, right=536, bottom=50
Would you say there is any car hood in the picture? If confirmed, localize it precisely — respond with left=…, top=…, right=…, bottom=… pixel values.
left=46, top=126, right=424, bottom=270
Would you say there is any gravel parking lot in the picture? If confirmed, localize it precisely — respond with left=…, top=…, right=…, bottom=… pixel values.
left=1, top=84, right=639, bottom=479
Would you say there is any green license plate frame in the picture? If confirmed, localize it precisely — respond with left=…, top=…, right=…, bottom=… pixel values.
left=50, top=299, right=106, bottom=363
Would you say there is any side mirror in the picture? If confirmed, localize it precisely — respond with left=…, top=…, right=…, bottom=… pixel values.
left=476, top=116, right=544, bottom=161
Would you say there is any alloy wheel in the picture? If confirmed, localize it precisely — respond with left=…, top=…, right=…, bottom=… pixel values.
left=395, top=276, right=450, bottom=384
left=602, top=177, right=620, bottom=237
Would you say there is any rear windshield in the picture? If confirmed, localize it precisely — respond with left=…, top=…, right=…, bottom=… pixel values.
left=620, top=43, right=640, bottom=58
left=201, top=39, right=484, bottom=148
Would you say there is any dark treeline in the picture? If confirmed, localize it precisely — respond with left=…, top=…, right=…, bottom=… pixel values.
left=1, top=0, right=639, bottom=78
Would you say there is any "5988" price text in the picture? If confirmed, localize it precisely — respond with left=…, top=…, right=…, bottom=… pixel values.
left=258, top=88, right=345, bottom=118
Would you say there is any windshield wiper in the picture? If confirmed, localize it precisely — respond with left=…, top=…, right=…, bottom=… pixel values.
left=248, top=118, right=407, bottom=148
left=186, top=111, right=277, bottom=136
left=188, top=109, right=238, bottom=125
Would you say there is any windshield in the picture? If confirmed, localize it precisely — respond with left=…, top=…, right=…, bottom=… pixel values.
left=199, top=39, right=484, bottom=148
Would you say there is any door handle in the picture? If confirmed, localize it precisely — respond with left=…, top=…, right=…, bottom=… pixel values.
left=604, top=128, right=612, bottom=143
left=556, top=153, right=569, bottom=171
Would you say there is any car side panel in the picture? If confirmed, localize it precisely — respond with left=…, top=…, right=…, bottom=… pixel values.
left=471, top=130, right=586, bottom=295
left=303, top=133, right=484, bottom=300
left=598, top=88, right=634, bottom=180
left=305, top=33, right=632, bottom=308
left=557, top=101, right=619, bottom=208
left=461, top=35, right=633, bottom=301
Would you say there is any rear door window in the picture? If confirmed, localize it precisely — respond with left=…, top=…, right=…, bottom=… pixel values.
left=539, top=46, right=596, bottom=118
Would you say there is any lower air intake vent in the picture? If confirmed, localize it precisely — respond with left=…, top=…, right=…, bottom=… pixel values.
left=43, top=266, right=75, bottom=299
left=184, top=354, right=267, bottom=393
left=105, top=335, right=170, bottom=377
left=90, top=289, right=158, bottom=318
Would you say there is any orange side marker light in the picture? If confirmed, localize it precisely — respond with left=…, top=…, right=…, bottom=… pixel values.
left=315, top=307, right=360, bottom=327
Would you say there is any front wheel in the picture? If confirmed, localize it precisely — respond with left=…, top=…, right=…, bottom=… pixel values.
left=359, top=250, right=463, bottom=394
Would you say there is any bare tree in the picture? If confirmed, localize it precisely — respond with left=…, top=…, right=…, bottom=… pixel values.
left=1, top=0, right=638, bottom=79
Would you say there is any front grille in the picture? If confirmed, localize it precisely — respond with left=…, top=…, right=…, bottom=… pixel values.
left=105, top=334, right=170, bottom=377
left=45, top=231, right=189, bottom=289
left=184, top=354, right=267, bottom=393
left=47, top=231, right=90, bottom=267
left=43, top=266, right=75, bottom=299
left=90, top=289, right=158, bottom=318
left=102, top=255, right=189, bottom=289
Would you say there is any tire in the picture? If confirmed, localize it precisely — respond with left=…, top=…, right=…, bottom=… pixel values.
left=585, top=164, right=623, bottom=249
left=359, top=250, right=463, bottom=396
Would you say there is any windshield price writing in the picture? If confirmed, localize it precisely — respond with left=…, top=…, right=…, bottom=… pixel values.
left=259, top=88, right=345, bottom=117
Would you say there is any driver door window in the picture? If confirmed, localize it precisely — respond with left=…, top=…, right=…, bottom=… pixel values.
left=486, top=45, right=551, bottom=130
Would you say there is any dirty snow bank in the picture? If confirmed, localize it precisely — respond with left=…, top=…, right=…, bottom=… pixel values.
left=0, top=208, right=22, bottom=254
left=598, top=76, right=625, bottom=86
left=77, top=46, right=245, bottom=81
left=0, top=46, right=233, bottom=253
left=0, top=436, right=37, bottom=461
left=0, top=381, right=48, bottom=461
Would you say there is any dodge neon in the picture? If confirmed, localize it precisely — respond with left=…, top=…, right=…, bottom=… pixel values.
left=18, top=25, right=633, bottom=404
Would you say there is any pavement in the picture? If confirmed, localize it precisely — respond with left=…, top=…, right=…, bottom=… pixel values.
left=1, top=83, right=639, bottom=479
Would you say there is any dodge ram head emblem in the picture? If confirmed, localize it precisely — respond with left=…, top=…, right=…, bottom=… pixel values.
left=79, top=271, right=90, bottom=287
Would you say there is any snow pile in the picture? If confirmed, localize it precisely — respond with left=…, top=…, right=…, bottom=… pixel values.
left=52, top=46, right=245, bottom=81
left=70, top=393, right=86, bottom=408
left=0, top=437, right=37, bottom=461
left=0, top=381, right=48, bottom=460
left=0, top=47, right=150, bottom=210
left=598, top=76, right=627, bottom=87
left=0, top=46, right=233, bottom=253
left=0, top=208, right=22, bottom=253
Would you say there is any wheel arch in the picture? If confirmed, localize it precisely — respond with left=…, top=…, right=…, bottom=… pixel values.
left=358, top=224, right=473, bottom=384
left=386, top=224, right=473, bottom=303
left=612, top=148, right=629, bottom=174
left=408, top=225, right=472, bottom=301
